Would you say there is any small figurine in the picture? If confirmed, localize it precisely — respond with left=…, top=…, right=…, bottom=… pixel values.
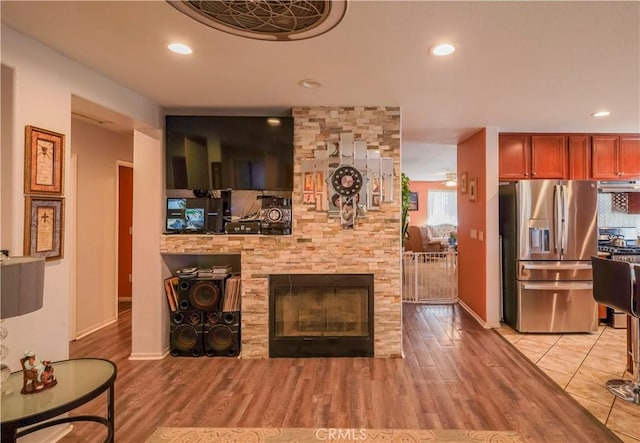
left=20, top=350, right=57, bottom=394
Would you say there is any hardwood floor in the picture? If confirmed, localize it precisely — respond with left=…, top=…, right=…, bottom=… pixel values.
left=58, top=303, right=620, bottom=442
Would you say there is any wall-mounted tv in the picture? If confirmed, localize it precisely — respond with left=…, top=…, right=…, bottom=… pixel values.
left=165, top=115, right=294, bottom=191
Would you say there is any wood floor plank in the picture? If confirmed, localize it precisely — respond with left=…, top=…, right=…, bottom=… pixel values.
left=55, top=303, right=620, bottom=442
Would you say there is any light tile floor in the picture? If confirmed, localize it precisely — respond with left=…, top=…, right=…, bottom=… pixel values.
left=496, top=324, right=640, bottom=442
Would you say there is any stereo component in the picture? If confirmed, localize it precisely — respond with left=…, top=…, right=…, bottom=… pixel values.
left=169, top=275, right=240, bottom=358
left=170, top=310, right=203, bottom=357
left=225, top=220, right=261, bottom=234
left=206, top=189, right=232, bottom=233
left=177, top=278, right=225, bottom=311
left=204, top=311, right=240, bottom=357
left=259, top=196, right=292, bottom=235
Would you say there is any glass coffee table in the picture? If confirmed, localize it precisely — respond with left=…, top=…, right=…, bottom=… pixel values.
left=1, top=358, right=117, bottom=443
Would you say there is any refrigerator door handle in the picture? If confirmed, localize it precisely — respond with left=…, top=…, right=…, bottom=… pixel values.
left=554, top=184, right=562, bottom=253
left=562, top=184, right=569, bottom=255
left=522, top=282, right=593, bottom=291
left=522, top=263, right=592, bottom=270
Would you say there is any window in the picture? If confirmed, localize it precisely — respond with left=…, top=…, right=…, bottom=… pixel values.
left=427, top=190, right=457, bottom=225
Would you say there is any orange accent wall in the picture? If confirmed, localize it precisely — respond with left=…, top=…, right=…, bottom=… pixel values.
left=457, top=129, right=487, bottom=320
left=408, top=181, right=451, bottom=227
left=118, top=165, right=133, bottom=298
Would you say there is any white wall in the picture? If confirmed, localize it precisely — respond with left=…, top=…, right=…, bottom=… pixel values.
left=1, top=24, right=163, bottom=377
left=71, top=118, right=133, bottom=337
left=131, top=129, right=166, bottom=359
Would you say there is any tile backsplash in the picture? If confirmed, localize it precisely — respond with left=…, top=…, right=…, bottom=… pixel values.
left=598, top=193, right=640, bottom=238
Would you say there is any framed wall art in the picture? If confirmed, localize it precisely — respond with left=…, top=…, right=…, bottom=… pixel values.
left=408, top=191, right=419, bottom=211
left=460, top=171, right=468, bottom=194
left=469, top=177, right=478, bottom=202
left=24, top=126, right=65, bottom=195
left=24, top=196, right=65, bottom=261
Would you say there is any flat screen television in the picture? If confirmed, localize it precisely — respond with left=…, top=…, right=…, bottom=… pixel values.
left=165, top=115, right=294, bottom=191
left=166, top=198, right=209, bottom=233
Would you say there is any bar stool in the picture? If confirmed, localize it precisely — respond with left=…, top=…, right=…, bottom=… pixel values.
left=591, top=256, right=640, bottom=405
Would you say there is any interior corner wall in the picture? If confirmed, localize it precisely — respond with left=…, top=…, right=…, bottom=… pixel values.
left=484, top=127, right=500, bottom=327
left=71, top=118, right=133, bottom=337
left=1, top=24, right=161, bottom=380
left=409, top=181, right=453, bottom=227
left=131, top=129, right=166, bottom=359
left=1, top=64, right=15, bottom=249
left=457, top=129, right=488, bottom=320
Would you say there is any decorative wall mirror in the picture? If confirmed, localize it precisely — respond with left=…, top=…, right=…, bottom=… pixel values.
left=301, top=133, right=394, bottom=229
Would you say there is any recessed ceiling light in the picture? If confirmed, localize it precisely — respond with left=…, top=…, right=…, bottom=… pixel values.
left=298, top=79, right=322, bottom=89
left=168, top=42, right=193, bottom=55
left=430, top=43, right=456, bottom=56
left=591, top=111, right=611, bottom=118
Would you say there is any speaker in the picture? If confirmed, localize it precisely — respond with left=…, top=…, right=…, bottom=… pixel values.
left=206, top=190, right=231, bottom=233
left=259, top=196, right=291, bottom=235
left=170, top=310, right=203, bottom=357
left=177, top=278, right=223, bottom=312
left=204, top=311, right=240, bottom=357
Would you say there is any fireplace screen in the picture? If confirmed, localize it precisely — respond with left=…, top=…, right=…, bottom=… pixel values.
left=269, top=274, right=374, bottom=357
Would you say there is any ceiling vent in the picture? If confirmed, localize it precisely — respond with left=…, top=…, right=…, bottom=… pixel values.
left=167, top=1, right=348, bottom=41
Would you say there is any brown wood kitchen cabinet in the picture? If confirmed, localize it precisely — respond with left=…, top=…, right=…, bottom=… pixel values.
left=499, top=134, right=567, bottom=180
left=592, top=135, right=640, bottom=179
left=568, top=135, right=590, bottom=179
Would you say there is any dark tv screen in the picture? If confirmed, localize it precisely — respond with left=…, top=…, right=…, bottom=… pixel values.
left=165, top=115, right=294, bottom=191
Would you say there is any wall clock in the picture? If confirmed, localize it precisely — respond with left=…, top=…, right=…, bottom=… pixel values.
left=331, top=166, right=363, bottom=197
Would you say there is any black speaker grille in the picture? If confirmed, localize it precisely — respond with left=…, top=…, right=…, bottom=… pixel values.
left=190, top=281, right=221, bottom=310
left=206, top=325, right=234, bottom=352
left=171, top=325, right=199, bottom=352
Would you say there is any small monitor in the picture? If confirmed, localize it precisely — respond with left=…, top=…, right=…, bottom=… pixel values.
left=166, top=198, right=208, bottom=233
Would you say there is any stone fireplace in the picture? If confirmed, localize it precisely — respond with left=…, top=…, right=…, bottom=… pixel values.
left=269, top=274, right=374, bottom=357
left=160, top=106, right=402, bottom=358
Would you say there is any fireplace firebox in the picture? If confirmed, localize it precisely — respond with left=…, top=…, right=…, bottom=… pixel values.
left=269, top=274, right=374, bottom=357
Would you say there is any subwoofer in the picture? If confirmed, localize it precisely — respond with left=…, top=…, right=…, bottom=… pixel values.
left=170, top=310, right=203, bottom=357
left=177, top=278, right=222, bottom=311
left=204, top=311, right=240, bottom=357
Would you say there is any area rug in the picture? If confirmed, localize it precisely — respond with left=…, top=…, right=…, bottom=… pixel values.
left=146, top=427, right=524, bottom=443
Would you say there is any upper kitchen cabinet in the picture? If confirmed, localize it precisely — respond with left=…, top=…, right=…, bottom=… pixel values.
left=499, top=134, right=567, bottom=180
left=568, top=136, right=590, bottom=179
left=592, top=135, right=640, bottom=179
left=499, top=134, right=530, bottom=179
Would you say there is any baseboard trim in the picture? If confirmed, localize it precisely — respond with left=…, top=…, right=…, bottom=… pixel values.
left=458, top=300, right=500, bottom=329
left=129, top=349, right=170, bottom=360
left=74, top=318, right=117, bottom=340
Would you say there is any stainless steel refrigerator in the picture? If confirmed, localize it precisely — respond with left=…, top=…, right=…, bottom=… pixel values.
left=499, top=180, right=598, bottom=333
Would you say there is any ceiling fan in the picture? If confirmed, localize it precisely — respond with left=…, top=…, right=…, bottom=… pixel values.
left=444, top=172, right=457, bottom=187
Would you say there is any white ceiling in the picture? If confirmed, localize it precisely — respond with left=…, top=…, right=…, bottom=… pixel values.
left=2, top=1, right=639, bottom=181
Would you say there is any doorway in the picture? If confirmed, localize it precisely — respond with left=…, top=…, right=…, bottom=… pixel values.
left=117, top=162, right=133, bottom=314
left=70, top=113, right=134, bottom=339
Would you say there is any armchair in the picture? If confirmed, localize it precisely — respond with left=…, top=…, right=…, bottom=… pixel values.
left=407, top=226, right=444, bottom=253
